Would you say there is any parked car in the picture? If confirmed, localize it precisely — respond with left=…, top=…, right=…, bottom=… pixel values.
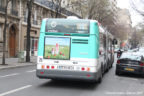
left=115, top=52, right=144, bottom=76
left=131, top=48, right=139, bottom=52
left=137, top=47, right=144, bottom=56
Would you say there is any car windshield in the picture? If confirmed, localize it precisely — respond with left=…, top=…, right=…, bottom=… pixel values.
left=120, top=53, right=141, bottom=61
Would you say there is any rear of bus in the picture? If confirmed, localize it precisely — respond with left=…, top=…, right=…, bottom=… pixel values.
left=36, top=18, right=101, bottom=81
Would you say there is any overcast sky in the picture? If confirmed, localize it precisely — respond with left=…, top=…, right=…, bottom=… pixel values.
left=117, top=0, right=143, bottom=27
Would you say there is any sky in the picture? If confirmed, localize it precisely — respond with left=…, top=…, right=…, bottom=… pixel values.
left=117, top=0, right=143, bottom=27
left=45, top=37, right=70, bottom=46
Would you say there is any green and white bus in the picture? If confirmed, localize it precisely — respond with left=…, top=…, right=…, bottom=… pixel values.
left=36, top=17, right=114, bottom=83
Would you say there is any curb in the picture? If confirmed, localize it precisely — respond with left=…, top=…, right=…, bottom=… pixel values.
left=0, top=63, right=36, bottom=70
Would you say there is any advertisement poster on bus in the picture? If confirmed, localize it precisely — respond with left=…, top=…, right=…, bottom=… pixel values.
left=44, top=37, right=70, bottom=60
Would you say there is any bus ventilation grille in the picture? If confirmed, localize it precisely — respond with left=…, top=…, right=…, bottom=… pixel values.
left=72, top=39, right=88, bottom=44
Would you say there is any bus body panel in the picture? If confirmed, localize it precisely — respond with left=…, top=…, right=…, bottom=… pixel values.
left=38, top=19, right=46, bottom=56
left=71, top=37, right=90, bottom=59
left=36, top=69, right=100, bottom=81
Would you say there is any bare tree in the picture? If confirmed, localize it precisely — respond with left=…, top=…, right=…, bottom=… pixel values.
left=50, top=0, right=55, bottom=17
left=26, top=0, right=34, bottom=62
left=2, top=0, right=11, bottom=65
left=50, top=0, right=63, bottom=18
left=130, top=27, right=143, bottom=48
left=130, top=23, right=144, bottom=47
left=130, top=0, right=144, bottom=16
left=55, top=0, right=62, bottom=18
left=70, top=0, right=111, bottom=20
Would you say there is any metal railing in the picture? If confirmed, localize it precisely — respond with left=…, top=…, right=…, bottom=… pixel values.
left=11, top=9, right=18, bottom=16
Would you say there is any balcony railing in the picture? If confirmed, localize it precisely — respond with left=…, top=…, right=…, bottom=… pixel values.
left=0, top=5, right=5, bottom=12
left=33, top=20, right=38, bottom=25
left=11, top=9, right=18, bottom=16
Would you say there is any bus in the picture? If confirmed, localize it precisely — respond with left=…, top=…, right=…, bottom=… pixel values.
left=36, top=17, right=115, bottom=83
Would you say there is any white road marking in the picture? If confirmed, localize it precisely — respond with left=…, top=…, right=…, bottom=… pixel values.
left=0, top=85, right=32, bottom=96
left=26, top=70, right=36, bottom=73
left=131, top=78, right=138, bottom=81
left=0, top=73, right=19, bottom=78
left=105, top=91, right=143, bottom=95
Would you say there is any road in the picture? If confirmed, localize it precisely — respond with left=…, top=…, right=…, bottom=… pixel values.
left=0, top=59, right=144, bottom=96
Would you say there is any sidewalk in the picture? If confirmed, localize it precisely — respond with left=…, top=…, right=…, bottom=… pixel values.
left=0, top=57, right=37, bottom=70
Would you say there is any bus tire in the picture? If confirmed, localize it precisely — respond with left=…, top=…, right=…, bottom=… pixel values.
left=101, top=64, right=104, bottom=75
left=97, top=69, right=102, bottom=83
left=110, top=60, right=113, bottom=68
left=106, top=60, right=110, bottom=72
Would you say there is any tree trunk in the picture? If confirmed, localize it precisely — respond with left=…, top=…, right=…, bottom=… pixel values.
left=26, top=0, right=34, bottom=62
left=50, top=0, right=54, bottom=17
left=2, top=0, right=9, bottom=65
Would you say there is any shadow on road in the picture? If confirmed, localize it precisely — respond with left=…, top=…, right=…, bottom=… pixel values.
left=118, top=73, right=144, bottom=79
left=38, top=80, right=99, bottom=90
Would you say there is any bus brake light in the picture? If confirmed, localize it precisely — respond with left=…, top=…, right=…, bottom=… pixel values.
left=81, top=67, right=85, bottom=71
left=47, top=66, right=50, bottom=69
left=51, top=66, right=55, bottom=69
left=64, top=34, right=70, bottom=36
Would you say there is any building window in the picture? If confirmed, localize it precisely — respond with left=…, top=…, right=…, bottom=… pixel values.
left=24, top=37, right=38, bottom=56
left=0, top=0, right=4, bottom=6
left=33, top=10, right=38, bottom=25
left=0, top=0, right=5, bottom=12
left=0, top=25, right=2, bottom=40
left=12, top=0, right=16, bottom=9
left=24, top=9, right=28, bottom=22
left=11, top=0, right=18, bottom=16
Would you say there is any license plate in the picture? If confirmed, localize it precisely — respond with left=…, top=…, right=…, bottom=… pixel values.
left=57, top=66, right=74, bottom=70
left=125, top=68, right=134, bottom=71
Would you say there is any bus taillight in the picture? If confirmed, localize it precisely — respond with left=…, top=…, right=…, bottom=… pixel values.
left=81, top=67, right=85, bottom=71
left=51, top=66, right=55, bottom=69
left=47, top=66, right=50, bottom=69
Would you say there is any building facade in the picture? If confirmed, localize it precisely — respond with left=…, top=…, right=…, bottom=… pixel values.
left=0, top=0, right=79, bottom=57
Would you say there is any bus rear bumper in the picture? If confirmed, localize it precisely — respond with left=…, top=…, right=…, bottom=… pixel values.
left=36, top=69, right=100, bottom=81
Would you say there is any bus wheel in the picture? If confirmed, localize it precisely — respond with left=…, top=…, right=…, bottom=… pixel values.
left=97, top=69, right=102, bottom=83
left=110, top=61, right=113, bottom=68
left=105, top=62, right=109, bottom=73
left=101, top=64, right=104, bottom=75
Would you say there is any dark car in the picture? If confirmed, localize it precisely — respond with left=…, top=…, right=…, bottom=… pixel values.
left=115, top=52, right=144, bottom=76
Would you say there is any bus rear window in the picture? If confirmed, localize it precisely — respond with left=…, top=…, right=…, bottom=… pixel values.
left=45, top=19, right=89, bottom=34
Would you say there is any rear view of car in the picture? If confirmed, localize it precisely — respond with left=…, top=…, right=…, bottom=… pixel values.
left=115, top=52, right=144, bottom=76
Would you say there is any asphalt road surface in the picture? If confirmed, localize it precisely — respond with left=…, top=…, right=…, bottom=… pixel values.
left=0, top=58, right=144, bottom=96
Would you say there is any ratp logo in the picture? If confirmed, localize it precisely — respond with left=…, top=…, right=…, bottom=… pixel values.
left=51, top=21, right=57, bottom=28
